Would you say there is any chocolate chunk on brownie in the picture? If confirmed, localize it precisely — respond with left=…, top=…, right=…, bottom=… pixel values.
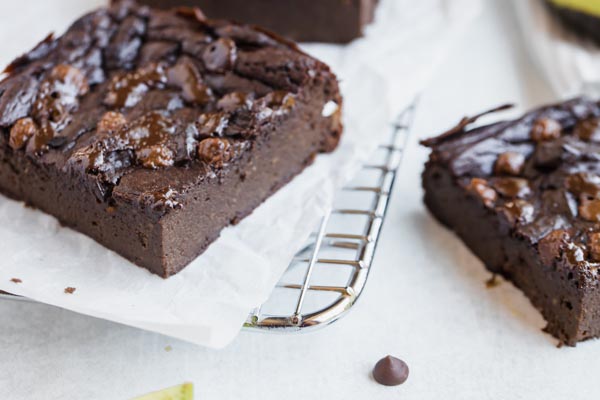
left=137, top=0, right=378, bottom=43
left=422, top=98, right=600, bottom=345
left=0, top=0, right=343, bottom=277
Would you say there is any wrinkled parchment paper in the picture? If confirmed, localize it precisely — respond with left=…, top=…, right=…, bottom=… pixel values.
left=0, top=0, right=481, bottom=348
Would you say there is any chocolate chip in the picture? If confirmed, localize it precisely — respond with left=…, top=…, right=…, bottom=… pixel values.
left=97, top=111, right=127, bottom=135
left=259, top=91, right=296, bottom=111
left=531, top=118, right=561, bottom=142
left=10, top=278, right=22, bottom=284
left=492, top=177, right=531, bottom=198
left=564, top=242, right=586, bottom=265
left=501, top=199, right=535, bottom=227
left=217, top=92, right=253, bottom=112
left=9, top=117, right=38, bottom=150
left=532, top=141, right=562, bottom=169
left=197, top=137, right=235, bottom=168
left=588, top=232, right=600, bottom=262
left=50, top=64, right=89, bottom=97
left=202, top=38, right=237, bottom=72
left=466, top=178, right=497, bottom=207
left=196, top=112, right=229, bottom=136
left=167, top=58, right=213, bottom=104
left=565, top=172, right=600, bottom=198
left=574, top=117, right=600, bottom=142
left=578, top=197, right=600, bottom=222
left=104, top=63, right=167, bottom=108
left=494, top=152, right=525, bottom=176
left=372, top=356, right=409, bottom=386
left=47, top=136, right=68, bottom=149
left=136, top=144, right=174, bottom=169
left=538, top=229, right=571, bottom=266
left=64, top=287, right=76, bottom=294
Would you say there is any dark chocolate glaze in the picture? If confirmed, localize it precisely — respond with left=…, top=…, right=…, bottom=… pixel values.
left=424, top=98, right=600, bottom=248
left=0, top=0, right=339, bottom=213
left=422, top=98, right=600, bottom=345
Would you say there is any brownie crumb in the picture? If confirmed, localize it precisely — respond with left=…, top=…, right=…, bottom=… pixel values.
left=10, top=278, right=22, bottom=284
left=64, top=287, right=76, bottom=294
left=485, top=274, right=501, bottom=288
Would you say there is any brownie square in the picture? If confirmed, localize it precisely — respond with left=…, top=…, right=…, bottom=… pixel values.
left=0, top=0, right=342, bottom=277
left=422, top=98, right=600, bottom=345
left=137, top=0, right=379, bottom=43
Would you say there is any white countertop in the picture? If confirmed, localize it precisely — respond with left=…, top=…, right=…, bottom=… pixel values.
left=2, top=0, right=600, bottom=399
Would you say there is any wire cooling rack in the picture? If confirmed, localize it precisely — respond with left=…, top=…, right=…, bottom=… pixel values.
left=243, top=101, right=415, bottom=332
left=0, top=102, right=415, bottom=334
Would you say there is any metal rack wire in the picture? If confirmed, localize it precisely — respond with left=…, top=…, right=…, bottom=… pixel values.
left=243, top=101, right=415, bottom=332
left=0, top=102, right=416, bottom=334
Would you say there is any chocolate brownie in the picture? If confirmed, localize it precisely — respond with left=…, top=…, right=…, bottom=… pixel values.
left=0, top=0, right=342, bottom=277
left=546, top=0, right=600, bottom=44
left=422, top=98, right=600, bottom=346
left=137, top=0, right=378, bottom=43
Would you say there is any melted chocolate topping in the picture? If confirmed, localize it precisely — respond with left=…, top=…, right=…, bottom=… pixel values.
left=0, top=0, right=336, bottom=212
left=423, top=97, right=600, bottom=268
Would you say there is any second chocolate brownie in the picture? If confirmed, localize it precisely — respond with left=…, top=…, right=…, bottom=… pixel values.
left=138, top=0, right=378, bottom=43
left=422, top=98, right=600, bottom=345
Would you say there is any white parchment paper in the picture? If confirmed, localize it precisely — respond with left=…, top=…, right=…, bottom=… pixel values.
left=0, top=0, right=481, bottom=348
left=513, top=0, right=600, bottom=97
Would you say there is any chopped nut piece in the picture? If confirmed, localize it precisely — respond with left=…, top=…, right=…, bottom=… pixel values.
left=466, top=178, right=497, bottom=207
left=492, top=177, right=531, bottom=198
left=97, top=111, right=127, bottom=135
left=531, top=118, right=561, bottom=142
left=9, top=118, right=39, bottom=150
left=197, top=138, right=234, bottom=168
left=574, top=117, right=600, bottom=142
left=579, top=198, right=600, bottom=222
left=495, top=152, right=525, bottom=176
left=502, top=199, right=534, bottom=227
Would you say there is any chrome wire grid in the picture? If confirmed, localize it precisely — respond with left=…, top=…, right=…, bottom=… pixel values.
left=244, top=102, right=415, bottom=332
left=0, top=102, right=415, bottom=333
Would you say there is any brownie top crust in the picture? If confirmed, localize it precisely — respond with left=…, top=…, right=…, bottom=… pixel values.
left=422, top=98, right=600, bottom=278
left=0, top=0, right=341, bottom=216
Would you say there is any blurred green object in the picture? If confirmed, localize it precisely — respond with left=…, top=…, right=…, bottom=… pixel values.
left=548, top=0, right=600, bottom=17
left=132, top=383, right=194, bottom=400
left=547, top=0, right=600, bottom=44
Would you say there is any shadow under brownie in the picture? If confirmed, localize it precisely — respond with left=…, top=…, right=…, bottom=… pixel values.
left=422, top=98, right=600, bottom=346
left=0, top=0, right=343, bottom=277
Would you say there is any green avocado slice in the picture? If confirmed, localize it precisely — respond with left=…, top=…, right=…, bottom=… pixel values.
left=132, top=383, right=194, bottom=400
left=549, top=0, right=600, bottom=17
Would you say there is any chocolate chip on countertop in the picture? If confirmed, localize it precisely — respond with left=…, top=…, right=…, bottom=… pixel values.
left=531, top=118, right=561, bottom=142
left=494, top=151, right=525, bottom=176
left=64, top=287, right=76, bottom=294
left=466, top=178, right=497, bottom=207
left=372, top=355, right=409, bottom=387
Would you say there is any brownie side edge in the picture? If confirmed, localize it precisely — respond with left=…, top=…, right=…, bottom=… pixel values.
left=423, top=162, right=599, bottom=346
